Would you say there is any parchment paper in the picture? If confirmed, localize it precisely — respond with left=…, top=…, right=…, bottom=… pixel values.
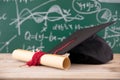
left=12, top=49, right=71, bottom=69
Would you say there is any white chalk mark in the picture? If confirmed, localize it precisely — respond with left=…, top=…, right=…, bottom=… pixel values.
left=96, top=8, right=112, bottom=23
left=10, top=0, right=56, bottom=25
left=112, top=11, right=120, bottom=21
left=72, top=0, right=101, bottom=14
left=0, top=35, right=17, bottom=52
left=41, top=26, right=47, bottom=33
left=37, top=41, right=45, bottom=51
left=0, top=13, right=7, bottom=21
left=104, top=24, right=120, bottom=48
left=10, top=0, right=84, bottom=35
left=104, top=27, right=120, bottom=39
left=98, top=0, right=120, bottom=3
left=3, top=0, right=34, bottom=3
left=9, top=0, right=57, bottom=35
left=21, top=0, right=56, bottom=18
left=24, top=31, right=66, bottom=42
left=15, top=0, right=21, bottom=35
left=22, top=41, right=45, bottom=51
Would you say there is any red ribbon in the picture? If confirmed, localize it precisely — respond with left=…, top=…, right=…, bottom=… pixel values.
left=53, top=38, right=77, bottom=54
left=26, top=50, right=46, bottom=66
left=26, top=37, right=76, bottom=66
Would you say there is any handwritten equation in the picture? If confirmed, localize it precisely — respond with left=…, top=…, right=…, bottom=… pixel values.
left=0, top=0, right=120, bottom=53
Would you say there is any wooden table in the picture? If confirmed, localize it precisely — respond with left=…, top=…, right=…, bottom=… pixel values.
left=0, top=54, right=120, bottom=80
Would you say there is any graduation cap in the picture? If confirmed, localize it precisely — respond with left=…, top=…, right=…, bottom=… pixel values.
left=49, top=21, right=115, bottom=64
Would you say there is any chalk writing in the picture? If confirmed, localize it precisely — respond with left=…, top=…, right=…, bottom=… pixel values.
left=53, top=24, right=82, bottom=31
left=0, top=13, right=7, bottom=21
left=10, top=0, right=83, bottom=35
left=98, top=0, right=120, bottom=3
left=104, top=23, right=120, bottom=48
left=106, top=37, right=120, bottom=48
left=22, top=41, right=45, bottom=51
left=2, top=0, right=34, bottom=3
left=40, top=26, right=47, bottom=33
left=24, top=31, right=66, bottom=42
left=103, top=10, right=120, bottom=49
left=96, top=8, right=112, bottom=23
left=52, top=24, right=94, bottom=31
left=10, top=0, right=56, bottom=35
left=111, top=11, right=120, bottom=21
left=72, top=0, right=101, bottom=14
left=0, top=35, right=17, bottom=52
left=0, top=0, right=120, bottom=53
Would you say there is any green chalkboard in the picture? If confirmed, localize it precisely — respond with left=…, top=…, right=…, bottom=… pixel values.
left=0, top=0, right=120, bottom=53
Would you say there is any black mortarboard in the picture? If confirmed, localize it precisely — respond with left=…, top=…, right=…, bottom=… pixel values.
left=49, top=21, right=115, bottom=64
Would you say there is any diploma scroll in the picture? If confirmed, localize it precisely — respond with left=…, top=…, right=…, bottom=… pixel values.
left=12, top=49, right=71, bottom=69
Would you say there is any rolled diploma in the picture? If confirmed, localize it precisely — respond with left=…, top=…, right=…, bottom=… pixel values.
left=12, top=49, right=71, bottom=69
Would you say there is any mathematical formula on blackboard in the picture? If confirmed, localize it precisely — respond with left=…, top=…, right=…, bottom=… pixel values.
left=0, top=0, right=120, bottom=53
